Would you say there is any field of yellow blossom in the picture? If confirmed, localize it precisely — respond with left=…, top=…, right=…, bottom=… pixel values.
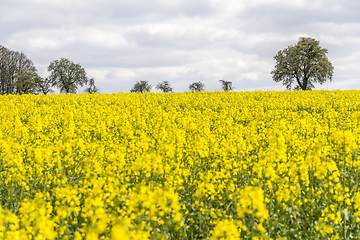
left=1, top=90, right=360, bottom=239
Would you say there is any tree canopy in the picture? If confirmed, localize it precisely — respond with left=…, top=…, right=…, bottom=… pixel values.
left=189, top=81, right=205, bottom=92
left=271, top=37, right=334, bottom=91
left=48, top=58, right=88, bottom=94
left=156, top=81, right=173, bottom=93
left=130, top=80, right=151, bottom=93
left=14, top=69, right=40, bottom=94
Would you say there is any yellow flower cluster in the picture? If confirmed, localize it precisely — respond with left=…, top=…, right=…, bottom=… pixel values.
left=209, top=219, right=240, bottom=240
left=0, top=90, right=360, bottom=239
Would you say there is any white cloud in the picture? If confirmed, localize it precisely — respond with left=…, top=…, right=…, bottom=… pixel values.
left=1, top=0, right=359, bottom=93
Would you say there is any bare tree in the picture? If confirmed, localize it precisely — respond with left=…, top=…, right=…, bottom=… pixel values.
left=0, top=45, right=37, bottom=94
left=219, top=79, right=233, bottom=91
left=84, top=78, right=100, bottom=94
left=36, top=77, right=54, bottom=95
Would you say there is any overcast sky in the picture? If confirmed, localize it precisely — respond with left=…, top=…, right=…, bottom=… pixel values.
left=1, top=0, right=359, bottom=93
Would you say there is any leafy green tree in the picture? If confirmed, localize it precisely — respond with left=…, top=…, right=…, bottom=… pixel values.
left=156, top=81, right=173, bottom=93
left=189, top=81, right=204, bottom=92
left=14, top=70, right=40, bottom=94
left=130, top=80, right=151, bottom=93
left=84, top=78, right=100, bottom=94
left=271, top=37, right=334, bottom=91
left=48, top=58, right=88, bottom=94
left=219, top=79, right=233, bottom=91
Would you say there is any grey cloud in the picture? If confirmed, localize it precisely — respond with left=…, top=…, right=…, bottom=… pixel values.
left=122, top=25, right=214, bottom=51
left=1, top=0, right=216, bottom=44
left=1, top=0, right=359, bottom=93
left=238, top=1, right=360, bottom=34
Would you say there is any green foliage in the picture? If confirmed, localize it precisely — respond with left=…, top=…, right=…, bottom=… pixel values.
left=271, top=37, right=334, bottom=91
left=48, top=58, right=88, bottom=94
left=219, top=79, right=233, bottom=91
left=189, top=81, right=205, bottom=92
left=156, top=81, right=173, bottom=93
left=14, top=70, right=40, bottom=94
left=130, top=80, right=151, bottom=93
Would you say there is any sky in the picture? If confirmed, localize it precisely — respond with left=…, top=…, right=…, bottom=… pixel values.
left=1, top=0, right=360, bottom=93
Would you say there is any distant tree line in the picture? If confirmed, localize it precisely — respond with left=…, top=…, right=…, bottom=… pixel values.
left=2, top=36, right=334, bottom=94
left=0, top=45, right=99, bottom=95
left=130, top=79, right=234, bottom=93
left=130, top=37, right=334, bottom=93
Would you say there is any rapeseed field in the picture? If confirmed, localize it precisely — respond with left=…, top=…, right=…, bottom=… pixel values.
left=0, top=90, right=360, bottom=239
